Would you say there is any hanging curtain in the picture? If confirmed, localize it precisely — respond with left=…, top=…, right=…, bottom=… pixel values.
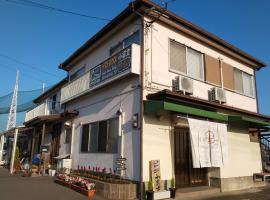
left=188, top=118, right=228, bottom=168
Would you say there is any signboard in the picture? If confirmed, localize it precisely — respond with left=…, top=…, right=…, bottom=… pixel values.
left=149, top=160, right=161, bottom=191
left=90, top=46, right=132, bottom=87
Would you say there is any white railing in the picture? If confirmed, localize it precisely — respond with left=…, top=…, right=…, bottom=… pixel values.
left=25, top=101, right=61, bottom=122
left=60, top=44, right=140, bottom=104
left=60, top=71, right=90, bottom=103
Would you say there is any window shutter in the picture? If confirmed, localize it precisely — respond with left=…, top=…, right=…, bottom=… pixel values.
left=89, top=122, right=99, bottom=153
left=170, top=40, right=186, bottom=73
left=205, top=55, right=221, bottom=86
left=222, top=63, right=234, bottom=90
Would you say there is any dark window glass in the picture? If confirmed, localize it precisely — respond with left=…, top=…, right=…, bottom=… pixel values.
left=89, top=122, right=99, bottom=153
left=107, top=118, right=119, bottom=153
left=65, top=128, right=71, bottom=144
left=81, top=124, right=89, bottom=152
left=70, top=66, right=85, bottom=81
left=98, top=121, right=108, bottom=152
left=52, top=94, right=57, bottom=110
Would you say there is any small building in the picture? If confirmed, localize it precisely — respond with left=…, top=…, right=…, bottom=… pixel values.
left=5, top=0, right=270, bottom=197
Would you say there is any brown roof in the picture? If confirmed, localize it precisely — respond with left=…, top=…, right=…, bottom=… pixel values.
left=147, top=90, right=270, bottom=122
left=59, top=0, right=266, bottom=71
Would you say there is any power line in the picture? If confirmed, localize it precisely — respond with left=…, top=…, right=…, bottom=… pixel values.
left=0, top=53, right=62, bottom=79
left=4, top=0, right=112, bottom=22
left=0, top=63, right=51, bottom=84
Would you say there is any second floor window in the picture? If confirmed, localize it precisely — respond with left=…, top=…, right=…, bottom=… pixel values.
left=81, top=117, right=119, bottom=153
left=110, top=30, right=140, bottom=56
left=169, top=39, right=204, bottom=80
left=234, top=68, right=254, bottom=97
left=69, top=66, right=86, bottom=81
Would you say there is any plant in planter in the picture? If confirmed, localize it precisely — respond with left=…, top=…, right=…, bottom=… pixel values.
left=14, top=147, right=21, bottom=173
left=146, top=180, right=154, bottom=200
left=49, top=164, right=57, bottom=177
left=86, top=182, right=96, bottom=199
left=169, top=177, right=176, bottom=199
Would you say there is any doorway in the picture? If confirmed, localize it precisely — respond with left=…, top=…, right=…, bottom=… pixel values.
left=174, top=128, right=207, bottom=188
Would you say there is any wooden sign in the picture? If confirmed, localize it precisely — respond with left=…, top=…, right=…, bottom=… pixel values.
left=149, top=160, right=161, bottom=191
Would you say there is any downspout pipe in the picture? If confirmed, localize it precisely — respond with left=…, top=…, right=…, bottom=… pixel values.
left=139, top=16, right=145, bottom=199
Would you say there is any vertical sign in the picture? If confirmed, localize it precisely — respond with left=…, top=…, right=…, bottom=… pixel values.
left=149, top=160, right=161, bottom=191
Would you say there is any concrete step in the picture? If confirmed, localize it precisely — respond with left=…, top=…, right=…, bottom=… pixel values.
left=175, top=186, right=220, bottom=199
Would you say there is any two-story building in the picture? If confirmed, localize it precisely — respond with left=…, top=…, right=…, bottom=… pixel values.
left=18, top=0, right=270, bottom=197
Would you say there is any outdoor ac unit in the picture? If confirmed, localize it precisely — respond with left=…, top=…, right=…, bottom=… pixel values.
left=172, top=76, right=193, bottom=95
left=209, top=87, right=227, bottom=103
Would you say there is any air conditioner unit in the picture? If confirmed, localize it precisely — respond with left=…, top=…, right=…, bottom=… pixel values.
left=172, top=76, right=193, bottom=95
left=209, top=87, right=227, bottom=103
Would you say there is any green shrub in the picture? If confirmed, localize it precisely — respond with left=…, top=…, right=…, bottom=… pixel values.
left=14, top=147, right=20, bottom=163
left=148, top=180, right=154, bottom=191
left=170, top=177, right=175, bottom=188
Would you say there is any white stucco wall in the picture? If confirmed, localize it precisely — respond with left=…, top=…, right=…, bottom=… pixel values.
left=69, top=18, right=141, bottom=76
left=143, top=19, right=257, bottom=112
left=219, top=124, right=262, bottom=178
left=142, top=114, right=174, bottom=181
left=65, top=76, right=141, bottom=181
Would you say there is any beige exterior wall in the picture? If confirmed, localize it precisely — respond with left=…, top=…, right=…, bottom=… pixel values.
left=143, top=19, right=257, bottom=112
left=219, top=123, right=262, bottom=178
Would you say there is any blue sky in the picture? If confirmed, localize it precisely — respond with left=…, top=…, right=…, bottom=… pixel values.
left=0, top=0, right=270, bottom=114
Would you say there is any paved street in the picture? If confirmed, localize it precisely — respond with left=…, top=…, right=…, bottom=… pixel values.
left=1, top=168, right=270, bottom=200
left=0, top=168, right=106, bottom=200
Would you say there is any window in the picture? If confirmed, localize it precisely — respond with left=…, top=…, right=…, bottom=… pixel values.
left=110, top=30, right=140, bottom=55
left=187, top=48, right=204, bottom=79
left=243, top=72, right=254, bottom=97
left=64, top=128, right=72, bottom=144
left=233, top=68, right=254, bottom=97
left=234, top=68, right=243, bottom=93
left=70, top=66, right=86, bottom=81
left=81, top=118, right=119, bottom=153
left=169, top=40, right=186, bottom=73
left=51, top=94, right=57, bottom=110
left=169, top=39, right=204, bottom=80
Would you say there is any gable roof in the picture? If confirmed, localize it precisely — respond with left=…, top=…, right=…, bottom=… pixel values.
left=59, top=0, right=266, bottom=71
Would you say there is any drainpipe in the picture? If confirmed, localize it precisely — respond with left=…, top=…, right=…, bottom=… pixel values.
left=139, top=16, right=145, bottom=199
left=70, top=122, right=76, bottom=169
left=10, top=128, right=18, bottom=174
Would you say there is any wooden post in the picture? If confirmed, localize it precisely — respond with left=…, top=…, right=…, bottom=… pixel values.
left=30, top=128, right=36, bottom=165
left=39, top=123, right=46, bottom=174
left=10, top=128, right=18, bottom=174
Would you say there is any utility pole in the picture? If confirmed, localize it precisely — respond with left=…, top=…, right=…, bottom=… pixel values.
left=6, top=70, right=19, bottom=130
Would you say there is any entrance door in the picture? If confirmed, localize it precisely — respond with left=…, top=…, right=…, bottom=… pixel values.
left=174, top=128, right=207, bottom=188
left=50, top=124, right=61, bottom=164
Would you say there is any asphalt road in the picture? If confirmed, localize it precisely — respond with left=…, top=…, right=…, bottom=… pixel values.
left=0, top=168, right=106, bottom=200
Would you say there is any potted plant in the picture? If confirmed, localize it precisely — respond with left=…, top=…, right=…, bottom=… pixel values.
left=50, top=164, right=57, bottom=177
left=86, top=182, right=96, bottom=199
left=169, top=177, right=176, bottom=199
left=146, top=180, right=154, bottom=200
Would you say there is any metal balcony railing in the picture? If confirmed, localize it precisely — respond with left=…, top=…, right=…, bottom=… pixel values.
left=60, top=44, right=140, bottom=103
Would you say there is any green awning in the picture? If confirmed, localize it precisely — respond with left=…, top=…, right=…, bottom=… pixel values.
left=144, top=100, right=228, bottom=122
left=228, top=116, right=270, bottom=127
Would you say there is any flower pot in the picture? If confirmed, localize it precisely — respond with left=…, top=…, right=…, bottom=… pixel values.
left=146, top=191, right=154, bottom=200
left=169, top=188, right=176, bottom=199
left=51, top=170, right=56, bottom=177
left=87, top=190, right=96, bottom=199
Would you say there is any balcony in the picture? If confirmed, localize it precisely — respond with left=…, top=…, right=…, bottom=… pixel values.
left=60, top=44, right=140, bottom=103
left=25, top=101, right=61, bottom=122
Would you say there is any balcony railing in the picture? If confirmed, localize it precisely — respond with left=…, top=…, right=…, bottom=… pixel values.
left=60, top=44, right=140, bottom=104
left=25, top=101, right=61, bottom=122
